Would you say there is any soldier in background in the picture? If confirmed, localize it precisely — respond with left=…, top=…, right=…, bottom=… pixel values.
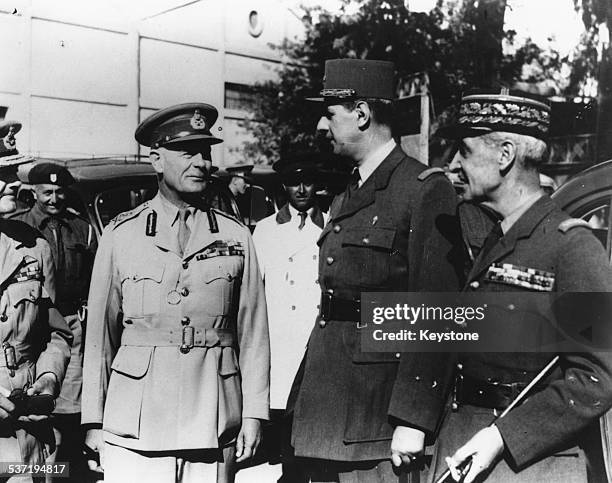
left=10, top=162, right=96, bottom=482
left=82, top=103, right=269, bottom=483
left=252, top=152, right=324, bottom=483
left=0, top=120, right=72, bottom=480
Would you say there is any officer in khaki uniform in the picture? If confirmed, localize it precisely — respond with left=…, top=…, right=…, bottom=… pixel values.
left=432, top=89, right=612, bottom=482
left=81, top=104, right=270, bottom=483
left=0, top=120, right=72, bottom=480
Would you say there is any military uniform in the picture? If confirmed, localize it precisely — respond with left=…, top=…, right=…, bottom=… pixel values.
left=291, top=147, right=462, bottom=466
left=430, top=196, right=612, bottom=481
left=82, top=103, right=269, bottom=483
left=0, top=220, right=72, bottom=477
left=431, top=89, right=612, bottom=481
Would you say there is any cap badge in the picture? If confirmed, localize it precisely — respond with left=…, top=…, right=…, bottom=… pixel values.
left=50, top=173, right=57, bottom=183
left=4, top=126, right=16, bottom=150
left=190, top=109, right=206, bottom=130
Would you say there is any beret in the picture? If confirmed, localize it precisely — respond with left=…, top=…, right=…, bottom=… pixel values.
left=28, top=162, right=75, bottom=186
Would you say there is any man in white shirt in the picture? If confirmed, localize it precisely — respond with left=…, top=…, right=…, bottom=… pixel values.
left=252, top=152, right=324, bottom=483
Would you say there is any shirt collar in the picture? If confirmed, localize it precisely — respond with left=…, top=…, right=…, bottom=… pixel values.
left=358, top=139, right=396, bottom=186
left=158, top=192, right=195, bottom=227
left=500, top=191, right=544, bottom=234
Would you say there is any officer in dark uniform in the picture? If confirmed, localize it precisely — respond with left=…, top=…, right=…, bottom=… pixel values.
left=10, top=162, right=96, bottom=481
left=432, top=89, right=612, bottom=482
left=0, top=120, right=72, bottom=478
left=290, top=59, right=463, bottom=482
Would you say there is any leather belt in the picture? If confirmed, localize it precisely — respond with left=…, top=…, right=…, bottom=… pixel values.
left=319, top=292, right=361, bottom=322
left=121, top=327, right=235, bottom=350
left=454, top=374, right=541, bottom=411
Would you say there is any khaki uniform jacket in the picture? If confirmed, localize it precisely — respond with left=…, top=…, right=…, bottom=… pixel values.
left=81, top=194, right=270, bottom=452
left=0, top=219, right=72, bottom=469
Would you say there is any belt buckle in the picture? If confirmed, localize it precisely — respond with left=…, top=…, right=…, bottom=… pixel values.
left=180, top=326, right=195, bottom=354
left=320, top=291, right=333, bottom=320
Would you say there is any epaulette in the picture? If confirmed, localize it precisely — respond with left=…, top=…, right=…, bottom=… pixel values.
left=558, top=218, right=591, bottom=233
left=109, top=201, right=150, bottom=230
left=5, top=207, right=30, bottom=219
left=417, top=167, right=445, bottom=181
left=0, top=219, right=44, bottom=248
left=211, top=208, right=244, bottom=226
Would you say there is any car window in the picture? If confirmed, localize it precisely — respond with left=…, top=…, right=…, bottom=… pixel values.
left=95, top=186, right=157, bottom=227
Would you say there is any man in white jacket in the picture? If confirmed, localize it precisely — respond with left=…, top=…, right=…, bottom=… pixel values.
left=252, top=152, right=324, bottom=483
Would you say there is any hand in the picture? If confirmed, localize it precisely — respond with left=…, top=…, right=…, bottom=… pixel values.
left=0, top=386, right=16, bottom=421
left=235, top=418, right=262, bottom=463
left=390, top=425, right=425, bottom=467
left=85, top=429, right=105, bottom=473
left=18, top=373, right=58, bottom=422
left=445, top=425, right=504, bottom=483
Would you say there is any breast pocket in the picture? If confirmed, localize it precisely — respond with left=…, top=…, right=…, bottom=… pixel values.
left=121, top=265, right=164, bottom=317
left=342, top=227, right=397, bottom=288
left=199, top=256, right=243, bottom=316
left=6, top=281, right=42, bottom=308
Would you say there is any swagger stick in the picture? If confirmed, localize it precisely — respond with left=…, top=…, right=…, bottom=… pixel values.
left=435, top=356, right=559, bottom=483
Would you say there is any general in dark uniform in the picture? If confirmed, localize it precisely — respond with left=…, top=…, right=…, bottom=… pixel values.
left=10, top=162, right=96, bottom=481
left=290, top=59, right=463, bottom=482
left=0, top=120, right=72, bottom=481
left=432, top=89, right=612, bottom=482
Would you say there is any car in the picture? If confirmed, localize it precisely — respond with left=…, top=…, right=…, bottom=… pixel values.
left=552, top=158, right=612, bottom=259
left=551, top=159, right=612, bottom=482
left=15, top=156, right=277, bottom=235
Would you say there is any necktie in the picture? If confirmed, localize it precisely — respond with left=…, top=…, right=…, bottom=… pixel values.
left=343, top=168, right=361, bottom=205
left=298, top=211, right=308, bottom=230
left=479, top=221, right=503, bottom=260
left=178, top=208, right=191, bottom=256
left=48, top=218, right=65, bottom=277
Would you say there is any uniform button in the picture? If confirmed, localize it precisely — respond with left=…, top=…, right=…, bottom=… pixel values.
left=333, top=225, right=341, bottom=233
left=313, top=255, right=317, bottom=260
left=315, top=279, right=319, bottom=285
left=181, top=288, right=190, bottom=297
left=470, top=281, right=480, bottom=289
left=0, top=314, right=7, bottom=322
left=288, top=257, right=293, bottom=262
left=291, top=305, right=296, bottom=310
left=508, top=304, right=515, bottom=310
left=326, top=256, right=334, bottom=265
left=181, top=316, right=190, bottom=325
left=456, top=363, right=463, bottom=370
left=319, top=319, right=327, bottom=328
left=395, top=353, right=401, bottom=358
left=182, top=261, right=189, bottom=269
left=362, top=237, right=370, bottom=244
left=290, top=280, right=295, bottom=285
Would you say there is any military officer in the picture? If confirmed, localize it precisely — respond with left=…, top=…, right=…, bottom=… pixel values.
left=252, top=152, right=324, bottom=483
left=0, top=120, right=72, bottom=480
left=81, top=103, right=270, bottom=483
left=10, top=162, right=97, bottom=481
left=432, top=89, right=612, bottom=482
left=290, top=59, right=463, bottom=482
